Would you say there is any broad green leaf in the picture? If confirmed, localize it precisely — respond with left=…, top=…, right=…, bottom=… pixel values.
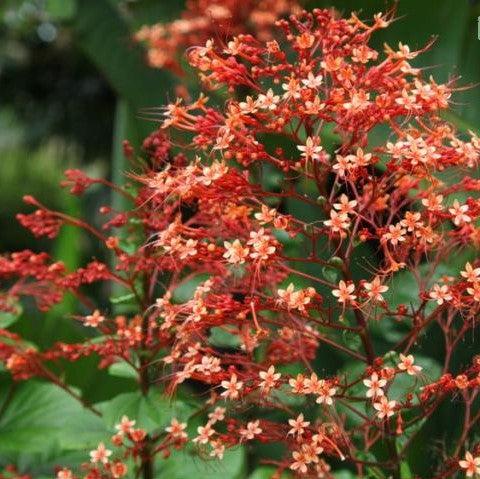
left=0, top=381, right=105, bottom=453
left=98, top=389, right=194, bottom=433
left=158, top=446, right=246, bottom=479
left=0, top=449, right=86, bottom=477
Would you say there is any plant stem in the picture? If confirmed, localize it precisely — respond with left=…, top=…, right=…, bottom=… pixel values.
left=141, top=440, right=154, bottom=479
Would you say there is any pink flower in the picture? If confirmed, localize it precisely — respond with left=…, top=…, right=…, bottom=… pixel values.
left=84, top=310, right=105, bottom=327
left=332, top=281, right=356, bottom=304
left=297, top=136, right=323, bottom=161
left=459, top=451, right=480, bottom=477
left=221, top=373, right=243, bottom=400
left=398, top=354, right=422, bottom=375
left=373, top=397, right=397, bottom=419
left=364, top=277, right=389, bottom=302
left=223, top=240, right=249, bottom=264
left=115, top=415, right=136, bottom=435
left=449, top=200, right=471, bottom=226
left=363, top=372, right=387, bottom=398
left=288, top=413, right=310, bottom=436
left=89, top=442, right=112, bottom=464
left=240, top=420, right=262, bottom=440
left=165, top=418, right=188, bottom=440
left=429, top=284, right=452, bottom=305
left=193, top=423, right=215, bottom=444
left=259, top=365, right=281, bottom=392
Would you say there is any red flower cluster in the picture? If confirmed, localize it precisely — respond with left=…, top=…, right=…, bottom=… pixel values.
left=135, top=0, right=300, bottom=74
left=1, top=7, right=479, bottom=479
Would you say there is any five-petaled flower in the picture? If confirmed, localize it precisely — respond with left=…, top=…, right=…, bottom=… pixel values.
left=461, top=262, right=480, bottom=283
left=84, top=310, right=105, bottom=327
left=288, top=413, right=310, bottom=437
left=115, top=415, right=136, bottom=435
left=297, top=136, right=323, bottom=162
left=449, top=200, right=471, bottom=226
left=373, top=396, right=397, bottom=419
left=363, top=277, right=389, bottom=302
left=459, top=451, right=480, bottom=478
left=277, top=283, right=316, bottom=312
left=221, top=373, right=243, bottom=400
left=165, top=418, right=188, bottom=440
left=240, top=420, right=262, bottom=440
left=363, top=372, right=387, bottom=398
left=89, top=442, right=112, bottom=464
left=259, top=365, right=281, bottom=393
left=429, top=284, right=452, bottom=305
left=223, top=240, right=249, bottom=264
left=193, top=423, right=215, bottom=444
left=398, top=354, right=422, bottom=375
left=332, top=281, right=356, bottom=304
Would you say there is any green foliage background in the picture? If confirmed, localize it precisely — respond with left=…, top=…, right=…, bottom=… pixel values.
left=0, top=0, right=479, bottom=477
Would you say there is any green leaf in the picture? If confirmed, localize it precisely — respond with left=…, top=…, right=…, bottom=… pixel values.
left=249, top=466, right=291, bottom=478
left=400, top=460, right=413, bottom=479
left=0, top=449, right=87, bottom=477
left=98, top=389, right=194, bottom=434
left=0, top=381, right=106, bottom=453
left=107, top=360, right=138, bottom=380
left=45, top=0, right=77, bottom=20
left=172, top=274, right=210, bottom=303
left=0, top=309, right=21, bottom=329
left=208, top=327, right=241, bottom=349
left=334, top=471, right=357, bottom=479
left=158, top=446, right=246, bottom=479
left=322, top=265, right=340, bottom=283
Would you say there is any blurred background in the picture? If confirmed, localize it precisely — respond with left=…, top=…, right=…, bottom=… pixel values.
left=0, top=0, right=479, bottom=475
